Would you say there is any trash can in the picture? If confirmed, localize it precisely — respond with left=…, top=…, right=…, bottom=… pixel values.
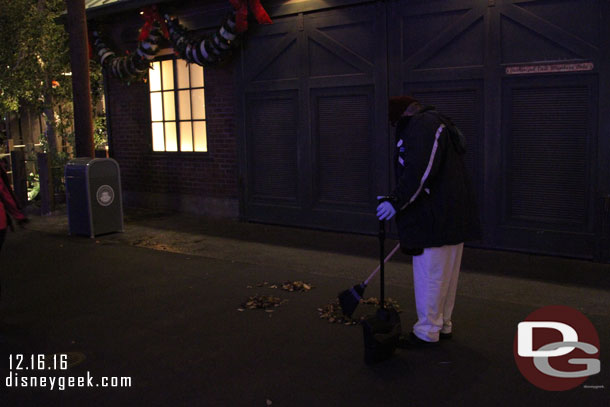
left=65, top=158, right=124, bottom=238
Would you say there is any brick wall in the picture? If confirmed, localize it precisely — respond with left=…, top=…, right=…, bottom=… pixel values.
left=105, top=61, right=239, bottom=217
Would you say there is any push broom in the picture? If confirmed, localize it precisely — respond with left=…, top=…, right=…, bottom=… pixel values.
left=338, top=242, right=400, bottom=317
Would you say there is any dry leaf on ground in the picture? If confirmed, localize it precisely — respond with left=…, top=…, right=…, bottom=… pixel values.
left=317, top=299, right=359, bottom=325
left=361, top=297, right=402, bottom=313
left=240, top=295, right=287, bottom=310
left=318, top=297, right=402, bottom=325
left=281, top=280, right=314, bottom=292
left=247, top=281, right=315, bottom=292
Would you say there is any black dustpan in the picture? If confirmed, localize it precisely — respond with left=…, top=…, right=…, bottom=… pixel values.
left=362, top=307, right=402, bottom=364
left=362, top=217, right=402, bottom=365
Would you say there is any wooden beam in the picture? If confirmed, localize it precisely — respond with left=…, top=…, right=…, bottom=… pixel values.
left=66, top=0, right=95, bottom=158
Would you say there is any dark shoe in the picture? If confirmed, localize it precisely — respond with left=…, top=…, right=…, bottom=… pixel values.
left=439, top=332, right=452, bottom=340
left=397, top=332, right=439, bottom=349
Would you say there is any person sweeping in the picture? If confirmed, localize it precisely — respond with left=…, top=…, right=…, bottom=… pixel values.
left=377, top=96, right=480, bottom=347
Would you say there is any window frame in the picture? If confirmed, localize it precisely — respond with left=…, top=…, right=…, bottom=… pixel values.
left=148, top=56, right=209, bottom=154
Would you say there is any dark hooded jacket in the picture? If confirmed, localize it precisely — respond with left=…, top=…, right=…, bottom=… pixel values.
left=390, top=106, right=480, bottom=252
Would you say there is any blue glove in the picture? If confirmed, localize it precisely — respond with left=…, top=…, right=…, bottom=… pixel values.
left=376, top=200, right=396, bottom=221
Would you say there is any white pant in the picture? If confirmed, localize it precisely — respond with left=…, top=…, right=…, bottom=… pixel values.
left=411, top=243, right=464, bottom=342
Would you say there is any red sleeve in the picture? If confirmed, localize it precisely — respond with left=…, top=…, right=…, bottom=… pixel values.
left=0, top=179, right=25, bottom=220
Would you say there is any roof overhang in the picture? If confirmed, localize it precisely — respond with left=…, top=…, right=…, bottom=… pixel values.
left=84, top=0, right=171, bottom=20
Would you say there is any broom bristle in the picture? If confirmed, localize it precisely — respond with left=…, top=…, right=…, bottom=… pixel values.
left=338, top=283, right=365, bottom=317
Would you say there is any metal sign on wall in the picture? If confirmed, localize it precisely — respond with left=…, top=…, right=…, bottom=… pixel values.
left=505, top=62, right=594, bottom=75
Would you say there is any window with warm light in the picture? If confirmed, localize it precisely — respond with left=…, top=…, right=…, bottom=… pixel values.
left=148, top=59, right=207, bottom=152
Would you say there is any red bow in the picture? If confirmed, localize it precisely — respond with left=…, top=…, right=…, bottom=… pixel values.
left=139, top=6, right=169, bottom=41
left=229, top=0, right=272, bottom=33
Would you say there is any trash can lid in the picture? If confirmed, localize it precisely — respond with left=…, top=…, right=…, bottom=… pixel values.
left=66, top=157, right=96, bottom=167
left=67, top=158, right=119, bottom=169
left=89, top=160, right=120, bottom=178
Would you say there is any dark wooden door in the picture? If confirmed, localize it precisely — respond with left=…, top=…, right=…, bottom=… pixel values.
left=237, top=3, right=389, bottom=233
left=494, top=0, right=601, bottom=259
left=237, top=0, right=608, bottom=260
left=387, top=0, right=487, bottom=245
left=388, top=0, right=604, bottom=259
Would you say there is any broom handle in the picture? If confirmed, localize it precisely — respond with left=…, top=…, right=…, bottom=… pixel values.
left=380, top=220, right=385, bottom=307
left=363, top=242, right=400, bottom=286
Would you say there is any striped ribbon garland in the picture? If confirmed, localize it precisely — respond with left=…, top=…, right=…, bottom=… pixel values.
left=91, top=9, right=244, bottom=83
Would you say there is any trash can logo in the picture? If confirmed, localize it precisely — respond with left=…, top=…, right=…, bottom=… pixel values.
left=513, top=305, right=600, bottom=391
left=96, top=185, right=115, bottom=207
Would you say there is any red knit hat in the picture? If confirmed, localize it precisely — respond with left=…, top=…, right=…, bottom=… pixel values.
left=388, top=96, right=419, bottom=126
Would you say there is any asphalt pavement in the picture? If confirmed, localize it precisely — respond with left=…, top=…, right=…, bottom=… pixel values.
left=0, top=209, right=608, bottom=406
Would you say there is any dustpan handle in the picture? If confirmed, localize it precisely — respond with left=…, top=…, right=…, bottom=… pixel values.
left=379, top=219, right=385, bottom=309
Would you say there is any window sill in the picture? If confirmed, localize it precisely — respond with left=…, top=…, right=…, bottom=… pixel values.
left=149, top=151, right=213, bottom=159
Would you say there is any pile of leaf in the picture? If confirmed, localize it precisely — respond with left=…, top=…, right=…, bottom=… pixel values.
left=361, top=297, right=402, bottom=313
left=318, top=297, right=402, bottom=325
left=281, top=280, right=313, bottom=292
left=317, top=300, right=360, bottom=325
left=238, top=295, right=287, bottom=312
left=246, top=281, right=274, bottom=289
left=247, top=281, right=314, bottom=292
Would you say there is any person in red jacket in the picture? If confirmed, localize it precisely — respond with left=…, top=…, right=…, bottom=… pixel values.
left=1, top=161, right=27, bottom=251
left=0, top=160, right=27, bottom=300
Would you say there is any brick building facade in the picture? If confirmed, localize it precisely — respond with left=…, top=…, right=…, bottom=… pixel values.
left=100, top=3, right=240, bottom=217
